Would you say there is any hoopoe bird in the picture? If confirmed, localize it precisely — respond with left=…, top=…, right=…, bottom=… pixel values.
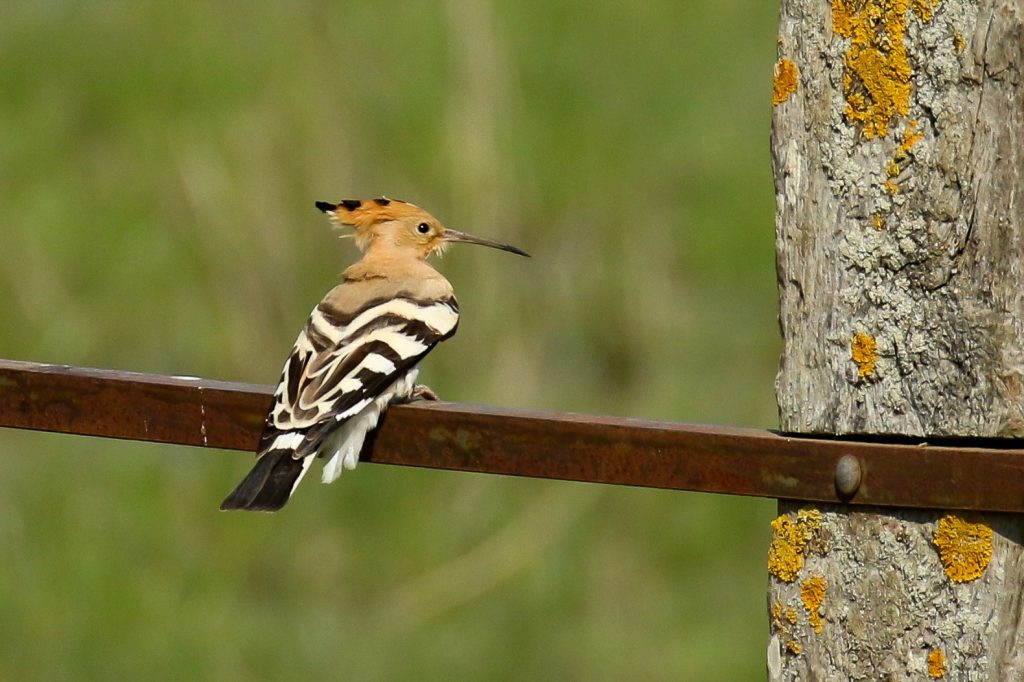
left=220, top=198, right=528, bottom=511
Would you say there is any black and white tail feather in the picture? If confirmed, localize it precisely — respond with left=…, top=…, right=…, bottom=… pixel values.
left=220, top=294, right=459, bottom=511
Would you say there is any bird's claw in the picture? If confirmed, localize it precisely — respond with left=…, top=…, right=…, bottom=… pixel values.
left=410, top=384, right=441, bottom=402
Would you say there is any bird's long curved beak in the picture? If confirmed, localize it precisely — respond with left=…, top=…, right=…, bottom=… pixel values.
left=443, top=229, right=530, bottom=257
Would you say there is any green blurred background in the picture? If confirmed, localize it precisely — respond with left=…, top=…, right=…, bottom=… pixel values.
left=0, top=1, right=781, bottom=679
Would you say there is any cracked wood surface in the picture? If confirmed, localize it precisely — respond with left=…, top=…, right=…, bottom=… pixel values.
left=774, top=0, right=1024, bottom=438
left=769, top=0, right=1024, bottom=679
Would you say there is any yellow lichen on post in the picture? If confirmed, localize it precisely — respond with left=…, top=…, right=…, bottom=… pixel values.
left=768, top=508, right=823, bottom=582
left=800, top=575, right=826, bottom=634
left=953, top=31, right=965, bottom=52
left=897, top=119, right=924, bottom=158
left=881, top=119, right=924, bottom=194
left=913, top=0, right=939, bottom=21
left=773, top=58, right=799, bottom=106
left=832, top=0, right=937, bottom=139
left=932, top=514, right=993, bottom=582
left=928, top=648, right=947, bottom=678
left=771, top=601, right=804, bottom=656
left=851, top=332, right=878, bottom=377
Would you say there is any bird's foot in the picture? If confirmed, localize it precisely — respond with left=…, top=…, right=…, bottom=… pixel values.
left=409, top=383, right=441, bottom=402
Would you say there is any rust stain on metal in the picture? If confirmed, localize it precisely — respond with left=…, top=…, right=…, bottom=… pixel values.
left=2, top=359, right=1024, bottom=513
left=0, top=360, right=267, bottom=450
left=428, top=426, right=482, bottom=452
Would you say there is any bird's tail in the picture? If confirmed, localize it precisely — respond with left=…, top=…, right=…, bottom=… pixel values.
left=220, top=447, right=314, bottom=512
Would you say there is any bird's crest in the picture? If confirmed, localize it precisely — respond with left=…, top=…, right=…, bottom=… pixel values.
left=315, top=197, right=529, bottom=258
left=315, top=198, right=426, bottom=227
left=315, top=198, right=437, bottom=251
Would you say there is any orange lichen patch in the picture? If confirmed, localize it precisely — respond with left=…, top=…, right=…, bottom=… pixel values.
left=771, top=601, right=802, bottom=655
left=882, top=120, right=922, bottom=193
left=768, top=508, right=822, bottom=582
left=913, top=0, right=939, bottom=21
left=933, top=515, right=993, bottom=582
left=896, top=119, right=924, bottom=158
left=832, top=0, right=937, bottom=139
left=770, top=598, right=786, bottom=630
left=872, top=213, right=885, bottom=230
left=773, top=58, right=799, bottom=106
left=800, top=575, right=826, bottom=634
left=851, top=332, right=878, bottom=377
left=928, top=648, right=947, bottom=678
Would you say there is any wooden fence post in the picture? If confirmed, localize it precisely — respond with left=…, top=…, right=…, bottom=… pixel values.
left=770, top=0, right=1024, bottom=678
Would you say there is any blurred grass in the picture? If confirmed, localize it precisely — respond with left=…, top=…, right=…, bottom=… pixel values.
left=0, top=1, right=780, bottom=679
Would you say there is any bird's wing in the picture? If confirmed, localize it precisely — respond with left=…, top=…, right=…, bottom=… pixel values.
left=262, top=293, right=460, bottom=457
left=219, top=292, right=459, bottom=511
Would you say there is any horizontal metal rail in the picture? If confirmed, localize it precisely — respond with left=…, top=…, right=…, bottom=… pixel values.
left=1, top=358, right=1022, bottom=512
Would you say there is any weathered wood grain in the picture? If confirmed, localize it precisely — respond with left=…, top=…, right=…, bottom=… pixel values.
left=775, top=0, right=1023, bottom=438
left=770, top=0, right=1024, bottom=678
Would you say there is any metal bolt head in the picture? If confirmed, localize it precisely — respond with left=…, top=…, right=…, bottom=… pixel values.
left=835, top=454, right=863, bottom=499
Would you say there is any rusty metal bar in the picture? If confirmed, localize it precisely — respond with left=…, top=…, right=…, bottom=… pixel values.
left=1, top=358, right=1023, bottom=512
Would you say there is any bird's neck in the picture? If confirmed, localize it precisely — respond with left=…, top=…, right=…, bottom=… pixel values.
left=344, top=247, right=444, bottom=284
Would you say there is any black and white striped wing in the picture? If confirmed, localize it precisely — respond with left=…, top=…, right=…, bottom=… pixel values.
left=271, top=295, right=459, bottom=446
left=220, top=295, right=459, bottom=511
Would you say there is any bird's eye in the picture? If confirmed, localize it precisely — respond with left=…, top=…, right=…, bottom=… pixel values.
left=416, top=222, right=431, bottom=234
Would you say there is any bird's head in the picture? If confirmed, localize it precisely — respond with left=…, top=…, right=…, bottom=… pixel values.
left=315, top=198, right=529, bottom=260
